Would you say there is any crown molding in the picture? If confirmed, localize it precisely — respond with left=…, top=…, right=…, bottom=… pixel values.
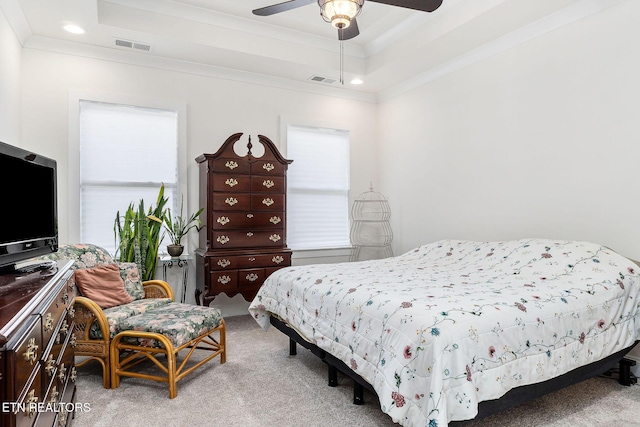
left=0, top=0, right=31, bottom=44
left=3, top=0, right=623, bottom=105
left=102, top=0, right=367, bottom=59
left=23, top=35, right=377, bottom=103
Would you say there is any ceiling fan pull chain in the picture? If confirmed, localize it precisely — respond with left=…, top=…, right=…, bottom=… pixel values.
left=340, top=40, right=344, bottom=85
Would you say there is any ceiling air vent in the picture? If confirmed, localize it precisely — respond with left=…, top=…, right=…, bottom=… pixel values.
left=114, top=38, right=152, bottom=52
left=309, top=75, right=338, bottom=85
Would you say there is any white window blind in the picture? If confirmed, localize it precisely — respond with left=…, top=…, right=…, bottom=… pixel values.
left=286, top=125, right=350, bottom=250
left=79, top=100, right=178, bottom=254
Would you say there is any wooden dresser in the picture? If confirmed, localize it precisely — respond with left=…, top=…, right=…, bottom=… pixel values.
left=0, top=260, right=77, bottom=427
left=195, top=133, right=293, bottom=306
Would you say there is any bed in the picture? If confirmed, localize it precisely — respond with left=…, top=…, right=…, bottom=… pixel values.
left=248, top=239, right=640, bottom=426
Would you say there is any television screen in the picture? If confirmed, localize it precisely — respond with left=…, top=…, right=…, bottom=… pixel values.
left=2, top=154, right=56, bottom=243
left=0, top=141, right=58, bottom=270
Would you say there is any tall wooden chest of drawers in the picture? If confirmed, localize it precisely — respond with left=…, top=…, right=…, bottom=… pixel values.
left=195, top=133, right=293, bottom=306
left=0, top=260, right=77, bottom=427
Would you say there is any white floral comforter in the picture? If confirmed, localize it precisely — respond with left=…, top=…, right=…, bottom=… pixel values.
left=248, top=239, right=640, bottom=426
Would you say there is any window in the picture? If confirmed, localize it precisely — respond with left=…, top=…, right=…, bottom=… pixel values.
left=286, top=125, right=350, bottom=250
left=79, top=100, right=178, bottom=254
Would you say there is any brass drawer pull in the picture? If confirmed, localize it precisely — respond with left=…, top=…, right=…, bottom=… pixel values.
left=70, top=366, right=77, bottom=383
left=23, top=338, right=38, bottom=365
left=225, top=178, right=238, bottom=187
left=262, top=198, right=275, bottom=207
left=272, top=256, right=284, bottom=264
left=70, top=333, right=77, bottom=349
left=269, top=216, right=281, bottom=225
left=263, top=163, right=275, bottom=172
left=218, top=275, right=232, bottom=285
left=49, top=385, right=60, bottom=405
left=217, top=216, right=230, bottom=226
left=269, top=234, right=282, bottom=243
left=247, top=232, right=254, bottom=237
left=246, top=273, right=259, bottom=282
left=58, top=408, right=68, bottom=426
left=225, top=197, right=238, bottom=206
left=44, top=312, right=54, bottom=333
left=68, top=305, right=75, bottom=319
left=248, top=257, right=256, bottom=261
left=45, top=354, right=56, bottom=376
left=263, top=179, right=275, bottom=188
left=217, top=259, right=231, bottom=268
left=26, top=390, right=38, bottom=417
left=49, top=385, right=59, bottom=405
left=225, top=160, right=238, bottom=170
left=62, top=292, right=69, bottom=304
left=216, top=235, right=230, bottom=245
left=58, top=363, right=67, bottom=382
left=59, top=319, right=69, bottom=335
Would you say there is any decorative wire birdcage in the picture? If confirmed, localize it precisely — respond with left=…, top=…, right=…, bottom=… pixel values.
left=350, top=185, right=393, bottom=262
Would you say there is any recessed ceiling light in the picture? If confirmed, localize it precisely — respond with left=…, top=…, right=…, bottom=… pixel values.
left=63, top=24, right=86, bottom=34
left=350, top=78, right=364, bottom=85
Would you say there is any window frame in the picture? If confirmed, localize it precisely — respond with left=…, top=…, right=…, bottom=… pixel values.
left=280, top=116, right=353, bottom=259
left=68, top=90, right=188, bottom=249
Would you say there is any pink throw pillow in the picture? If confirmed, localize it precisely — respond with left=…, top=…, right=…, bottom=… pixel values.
left=74, top=263, right=134, bottom=309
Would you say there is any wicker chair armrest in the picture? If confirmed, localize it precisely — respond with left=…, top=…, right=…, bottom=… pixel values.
left=142, top=280, right=175, bottom=301
left=73, top=296, right=110, bottom=341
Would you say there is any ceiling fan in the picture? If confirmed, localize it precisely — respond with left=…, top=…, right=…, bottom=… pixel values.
left=252, top=0, right=444, bottom=41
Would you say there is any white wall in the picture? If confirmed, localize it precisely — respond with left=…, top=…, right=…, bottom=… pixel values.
left=5, top=0, right=640, bottom=373
left=19, top=49, right=378, bottom=245
left=377, top=1, right=640, bottom=364
left=8, top=0, right=640, bottom=332
left=0, top=7, right=21, bottom=144
left=18, top=48, right=378, bottom=314
left=378, top=0, right=640, bottom=259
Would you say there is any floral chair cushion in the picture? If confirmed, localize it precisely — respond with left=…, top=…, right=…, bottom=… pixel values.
left=89, top=298, right=173, bottom=339
left=39, top=243, right=113, bottom=296
left=39, top=244, right=146, bottom=301
left=117, top=262, right=145, bottom=300
left=40, top=243, right=113, bottom=269
left=118, top=303, right=224, bottom=348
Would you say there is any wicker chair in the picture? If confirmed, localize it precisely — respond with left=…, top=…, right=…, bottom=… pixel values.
left=39, top=244, right=174, bottom=389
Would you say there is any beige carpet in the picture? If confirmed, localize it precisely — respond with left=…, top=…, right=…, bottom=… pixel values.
left=72, top=315, right=640, bottom=427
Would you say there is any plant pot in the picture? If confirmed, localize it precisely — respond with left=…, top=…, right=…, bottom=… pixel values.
left=167, top=244, right=184, bottom=258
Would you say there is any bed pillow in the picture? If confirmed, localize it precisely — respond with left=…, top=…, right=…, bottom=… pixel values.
left=74, top=263, right=134, bottom=309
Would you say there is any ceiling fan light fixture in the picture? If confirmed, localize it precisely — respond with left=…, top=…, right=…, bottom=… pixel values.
left=318, top=0, right=364, bottom=29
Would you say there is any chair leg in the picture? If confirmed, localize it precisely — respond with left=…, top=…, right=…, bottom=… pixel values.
left=110, top=336, right=122, bottom=390
left=219, top=319, right=227, bottom=364
left=167, top=348, right=177, bottom=399
left=75, top=354, right=111, bottom=389
left=102, top=357, right=111, bottom=389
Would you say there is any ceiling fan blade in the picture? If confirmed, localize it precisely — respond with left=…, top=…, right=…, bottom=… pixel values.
left=252, top=0, right=316, bottom=16
left=338, top=18, right=359, bottom=41
left=368, top=0, right=443, bottom=13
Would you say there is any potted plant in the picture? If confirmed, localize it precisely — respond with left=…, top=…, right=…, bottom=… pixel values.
left=163, top=197, right=204, bottom=258
left=114, top=184, right=168, bottom=281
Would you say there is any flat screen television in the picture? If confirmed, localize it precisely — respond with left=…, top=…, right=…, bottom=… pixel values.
left=0, top=141, right=58, bottom=271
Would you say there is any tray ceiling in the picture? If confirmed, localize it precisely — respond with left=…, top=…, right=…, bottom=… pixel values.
left=5, top=0, right=604, bottom=99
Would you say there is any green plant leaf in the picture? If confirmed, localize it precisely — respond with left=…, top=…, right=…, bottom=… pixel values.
left=113, top=184, right=168, bottom=281
left=162, top=194, right=203, bottom=245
